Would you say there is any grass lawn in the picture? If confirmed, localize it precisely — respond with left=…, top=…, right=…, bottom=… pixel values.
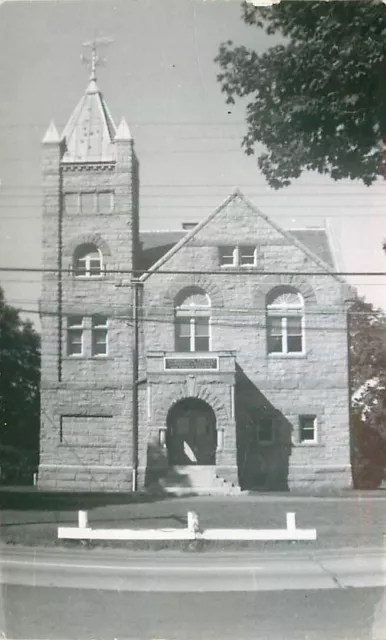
left=1, top=488, right=386, bottom=551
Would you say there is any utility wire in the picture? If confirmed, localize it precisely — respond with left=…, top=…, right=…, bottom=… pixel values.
left=0, top=266, right=384, bottom=276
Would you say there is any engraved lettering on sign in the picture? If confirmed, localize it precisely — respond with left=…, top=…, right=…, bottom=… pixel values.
left=164, top=358, right=218, bottom=371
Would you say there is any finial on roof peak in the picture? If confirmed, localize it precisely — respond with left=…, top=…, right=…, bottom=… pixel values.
left=115, top=117, right=132, bottom=141
left=81, top=37, right=113, bottom=89
left=42, top=121, right=60, bottom=144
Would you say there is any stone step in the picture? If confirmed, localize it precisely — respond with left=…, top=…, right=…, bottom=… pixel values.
left=160, top=485, right=243, bottom=496
left=156, top=465, right=241, bottom=496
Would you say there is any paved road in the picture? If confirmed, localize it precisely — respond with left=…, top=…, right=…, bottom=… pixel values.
left=2, top=585, right=386, bottom=639
left=2, top=545, right=386, bottom=591
left=1, top=547, right=386, bottom=638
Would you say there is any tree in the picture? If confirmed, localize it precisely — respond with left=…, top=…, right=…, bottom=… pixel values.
left=348, top=298, right=386, bottom=488
left=0, top=287, right=40, bottom=483
left=215, top=1, right=386, bottom=189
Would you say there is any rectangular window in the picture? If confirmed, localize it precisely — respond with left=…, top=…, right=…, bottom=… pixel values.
left=239, top=245, right=256, bottom=266
left=219, top=246, right=235, bottom=266
left=194, top=317, right=210, bottom=352
left=175, top=318, right=191, bottom=352
left=80, top=192, right=95, bottom=214
left=259, top=418, right=274, bottom=443
left=67, top=316, right=84, bottom=356
left=97, top=191, right=114, bottom=214
left=92, top=316, right=108, bottom=357
left=286, top=316, right=303, bottom=353
left=267, top=317, right=284, bottom=353
left=267, top=316, right=304, bottom=354
left=299, top=415, right=317, bottom=443
left=64, top=193, right=78, bottom=214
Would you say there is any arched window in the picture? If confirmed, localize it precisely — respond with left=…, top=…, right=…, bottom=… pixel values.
left=174, top=286, right=211, bottom=352
left=266, top=287, right=304, bottom=355
left=73, top=244, right=104, bottom=277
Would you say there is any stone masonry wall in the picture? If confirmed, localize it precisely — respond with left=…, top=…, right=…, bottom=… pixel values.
left=140, top=194, right=351, bottom=490
left=39, top=135, right=137, bottom=491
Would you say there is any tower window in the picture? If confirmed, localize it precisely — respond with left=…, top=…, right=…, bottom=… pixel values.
left=92, top=316, right=108, bottom=357
left=73, top=244, right=104, bottom=277
left=67, top=316, right=84, bottom=356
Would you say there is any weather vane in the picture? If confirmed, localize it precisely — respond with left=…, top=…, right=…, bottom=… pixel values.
left=81, top=36, right=114, bottom=82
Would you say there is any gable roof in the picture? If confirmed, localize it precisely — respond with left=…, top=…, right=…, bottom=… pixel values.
left=139, top=190, right=340, bottom=281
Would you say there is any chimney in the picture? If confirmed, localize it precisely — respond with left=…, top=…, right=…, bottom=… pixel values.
left=182, top=222, right=198, bottom=231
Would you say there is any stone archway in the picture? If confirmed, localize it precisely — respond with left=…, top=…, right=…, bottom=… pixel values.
left=166, top=398, right=217, bottom=466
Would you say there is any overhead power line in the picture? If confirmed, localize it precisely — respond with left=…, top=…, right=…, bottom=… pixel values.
left=0, top=266, right=385, bottom=277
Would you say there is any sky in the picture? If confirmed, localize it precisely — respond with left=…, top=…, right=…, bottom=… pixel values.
left=1, top=0, right=386, bottom=327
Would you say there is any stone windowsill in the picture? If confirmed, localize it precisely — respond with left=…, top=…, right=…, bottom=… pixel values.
left=293, top=442, right=325, bottom=448
left=268, top=353, right=307, bottom=360
left=63, top=356, right=114, bottom=361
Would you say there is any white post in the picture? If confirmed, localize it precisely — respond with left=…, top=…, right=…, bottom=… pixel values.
left=286, top=512, right=296, bottom=532
left=78, top=510, right=88, bottom=529
left=132, top=468, right=137, bottom=492
left=33, top=473, right=37, bottom=486
left=216, top=429, right=224, bottom=451
left=187, top=511, right=200, bottom=535
left=159, top=428, right=167, bottom=448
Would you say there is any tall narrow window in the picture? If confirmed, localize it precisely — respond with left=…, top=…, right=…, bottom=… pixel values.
left=175, top=287, right=211, bottom=353
left=92, top=316, right=108, bottom=357
left=267, top=288, right=304, bottom=355
left=299, top=415, right=317, bottom=443
left=67, top=316, right=84, bottom=356
left=73, top=244, right=103, bottom=277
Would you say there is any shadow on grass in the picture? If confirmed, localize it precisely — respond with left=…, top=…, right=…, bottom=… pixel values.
left=0, top=488, right=171, bottom=512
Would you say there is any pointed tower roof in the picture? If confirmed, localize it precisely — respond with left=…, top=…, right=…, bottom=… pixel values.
left=115, top=117, right=132, bottom=141
left=61, top=44, right=116, bottom=163
left=42, top=121, right=60, bottom=144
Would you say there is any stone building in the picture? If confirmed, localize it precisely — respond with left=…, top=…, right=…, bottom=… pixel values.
left=38, top=64, right=354, bottom=494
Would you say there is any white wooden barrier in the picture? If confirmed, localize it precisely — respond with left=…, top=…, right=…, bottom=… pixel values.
left=58, top=510, right=317, bottom=542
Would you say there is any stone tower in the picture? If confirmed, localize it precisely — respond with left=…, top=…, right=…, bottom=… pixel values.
left=38, top=49, right=139, bottom=491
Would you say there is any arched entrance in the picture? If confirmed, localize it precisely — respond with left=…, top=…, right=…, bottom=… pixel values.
left=166, top=398, right=217, bottom=466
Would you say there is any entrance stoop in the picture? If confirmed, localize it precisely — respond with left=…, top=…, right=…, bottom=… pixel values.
left=150, top=465, right=242, bottom=496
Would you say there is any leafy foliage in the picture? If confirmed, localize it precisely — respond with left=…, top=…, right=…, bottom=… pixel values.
left=215, top=1, right=386, bottom=188
left=348, top=298, right=386, bottom=487
left=0, top=287, right=40, bottom=482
